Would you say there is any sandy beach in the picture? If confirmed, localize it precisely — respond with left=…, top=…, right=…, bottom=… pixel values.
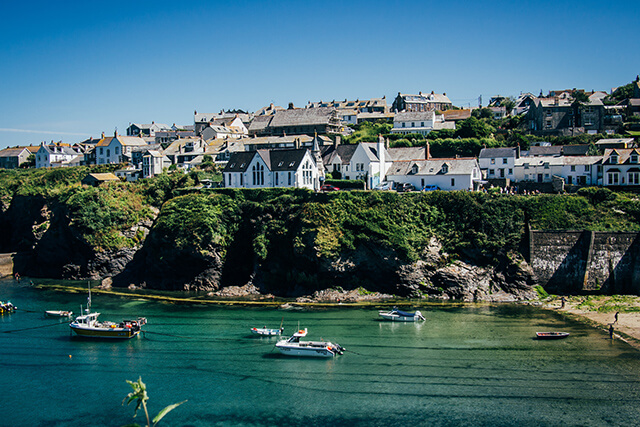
left=543, top=295, right=640, bottom=350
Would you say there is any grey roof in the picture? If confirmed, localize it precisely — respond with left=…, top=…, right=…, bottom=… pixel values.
left=388, top=158, right=478, bottom=176
left=269, top=107, right=336, bottom=127
left=223, top=151, right=256, bottom=173
left=394, top=111, right=435, bottom=122
left=0, top=147, right=29, bottom=157
left=596, top=138, right=634, bottom=145
left=360, top=142, right=391, bottom=162
left=321, top=144, right=358, bottom=165
left=602, top=148, right=640, bottom=165
left=262, top=149, right=310, bottom=172
left=562, top=145, right=591, bottom=156
left=248, top=115, right=273, bottom=132
left=388, top=146, right=428, bottom=161
left=478, top=147, right=517, bottom=158
left=529, top=145, right=562, bottom=156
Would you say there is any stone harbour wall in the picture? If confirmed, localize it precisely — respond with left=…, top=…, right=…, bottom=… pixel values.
left=530, top=230, right=640, bottom=294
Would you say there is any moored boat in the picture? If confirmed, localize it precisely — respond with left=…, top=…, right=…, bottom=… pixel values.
left=251, top=326, right=284, bottom=336
left=69, top=284, right=146, bottom=339
left=275, top=328, right=344, bottom=358
left=536, top=331, right=570, bottom=340
left=45, top=310, right=73, bottom=318
left=0, top=301, right=16, bottom=313
left=378, top=307, right=425, bottom=322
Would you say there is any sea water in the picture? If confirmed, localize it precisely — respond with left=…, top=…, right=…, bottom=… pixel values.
left=1, top=279, right=639, bottom=426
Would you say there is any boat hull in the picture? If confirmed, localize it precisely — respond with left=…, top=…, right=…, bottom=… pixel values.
left=69, top=325, right=139, bottom=339
left=45, top=310, right=72, bottom=318
left=251, top=328, right=282, bottom=336
left=536, top=332, right=569, bottom=340
left=379, top=312, right=422, bottom=322
left=275, top=344, right=336, bottom=358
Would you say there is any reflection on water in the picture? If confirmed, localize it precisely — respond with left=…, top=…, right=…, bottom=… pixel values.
left=1, top=279, right=639, bottom=426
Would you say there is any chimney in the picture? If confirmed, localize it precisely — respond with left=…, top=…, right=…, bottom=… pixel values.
left=516, top=143, right=521, bottom=159
left=295, top=138, right=300, bottom=149
left=378, top=134, right=386, bottom=183
left=426, top=141, right=431, bottom=160
left=334, top=135, right=341, bottom=149
left=101, top=132, right=105, bottom=139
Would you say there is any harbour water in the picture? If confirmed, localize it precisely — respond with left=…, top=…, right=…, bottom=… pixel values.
left=1, top=279, right=639, bottom=426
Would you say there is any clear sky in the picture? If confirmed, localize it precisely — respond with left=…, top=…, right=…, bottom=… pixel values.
left=1, top=0, right=638, bottom=149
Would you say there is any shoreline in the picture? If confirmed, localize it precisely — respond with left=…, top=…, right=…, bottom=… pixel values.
left=542, top=296, right=640, bottom=351
left=30, top=282, right=640, bottom=351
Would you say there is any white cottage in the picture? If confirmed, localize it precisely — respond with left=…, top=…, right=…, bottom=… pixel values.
left=478, top=147, right=519, bottom=180
left=602, top=148, right=640, bottom=186
left=35, top=143, right=83, bottom=168
left=95, top=134, right=149, bottom=165
left=386, top=158, right=481, bottom=191
left=223, top=148, right=320, bottom=190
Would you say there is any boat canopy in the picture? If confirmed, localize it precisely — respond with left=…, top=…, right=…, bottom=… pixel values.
left=394, top=309, right=417, bottom=317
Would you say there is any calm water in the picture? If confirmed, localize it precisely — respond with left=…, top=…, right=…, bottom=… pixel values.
left=1, top=279, right=639, bottom=427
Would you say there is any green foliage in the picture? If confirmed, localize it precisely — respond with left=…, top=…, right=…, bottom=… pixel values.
left=342, top=121, right=392, bottom=145
left=123, top=377, right=186, bottom=427
left=577, top=187, right=616, bottom=205
left=324, top=179, right=365, bottom=189
left=534, top=285, right=549, bottom=299
left=455, top=117, right=495, bottom=139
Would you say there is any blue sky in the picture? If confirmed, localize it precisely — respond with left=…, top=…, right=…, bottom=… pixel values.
left=1, top=0, right=638, bottom=149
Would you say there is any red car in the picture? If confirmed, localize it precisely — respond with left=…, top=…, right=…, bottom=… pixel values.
left=320, top=184, right=340, bottom=192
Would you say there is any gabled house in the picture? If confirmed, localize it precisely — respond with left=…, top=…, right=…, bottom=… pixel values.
left=391, top=111, right=453, bottom=135
left=0, top=146, right=36, bottom=169
left=194, top=111, right=250, bottom=136
left=514, top=156, right=564, bottom=183
left=200, top=125, right=245, bottom=141
left=162, top=138, right=207, bottom=168
left=561, top=156, right=602, bottom=186
left=249, top=107, right=341, bottom=137
left=142, top=150, right=171, bottom=178
left=602, top=148, right=640, bottom=187
left=95, top=134, right=149, bottom=165
left=478, top=147, right=519, bottom=181
left=386, top=158, right=481, bottom=191
left=392, top=91, right=452, bottom=112
left=126, top=122, right=171, bottom=137
left=35, top=143, right=83, bottom=168
left=346, top=138, right=393, bottom=189
left=222, top=149, right=320, bottom=190
left=321, top=143, right=358, bottom=179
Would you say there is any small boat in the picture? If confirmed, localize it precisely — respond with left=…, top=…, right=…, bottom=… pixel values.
left=536, top=332, right=570, bottom=340
left=275, top=328, right=344, bottom=358
left=378, top=307, right=425, bottom=322
left=69, top=283, right=146, bottom=339
left=251, top=326, right=284, bottom=336
left=45, top=310, right=73, bottom=318
left=0, top=301, right=16, bottom=313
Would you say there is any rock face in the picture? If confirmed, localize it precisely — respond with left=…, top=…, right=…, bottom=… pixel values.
left=1, top=195, right=538, bottom=302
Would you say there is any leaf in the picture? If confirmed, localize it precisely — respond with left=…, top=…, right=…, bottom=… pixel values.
left=152, top=400, right=187, bottom=425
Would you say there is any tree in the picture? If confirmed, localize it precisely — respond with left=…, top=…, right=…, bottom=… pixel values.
left=502, top=97, right=516, bottom=116
left=123, top=377, right=186, bottom=427
left=571, top=89, right=590, bottom=128
left=455, top=117, right=495, bottom=139
left=19, top=154, right=35, bottom=168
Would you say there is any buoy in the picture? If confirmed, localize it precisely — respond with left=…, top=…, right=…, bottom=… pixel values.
left=68, top=355, right=72, bottom=358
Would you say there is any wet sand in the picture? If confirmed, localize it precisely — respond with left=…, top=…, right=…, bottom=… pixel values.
left=544, top=295, right=640, bottom=350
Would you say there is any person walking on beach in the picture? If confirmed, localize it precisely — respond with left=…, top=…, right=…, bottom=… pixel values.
left=614, top=312, right=619, bottom=323
left=560, top=296, right=566, bottom=309
left=609, top=324, right=614, bottom=339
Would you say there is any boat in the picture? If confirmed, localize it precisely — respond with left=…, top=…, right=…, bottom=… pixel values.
left=0, top=301, right=16, bottom=313
left=69, top=284, right=146, bottom=339
left=275, top=328, right=344, bottom=358
left=251, top=326, right=284, bottom=336
left=536, top=332, right=570, bottom=340
left=378, top=307, right=425, bottom=322
left=45, top=310, right=73, bottom=318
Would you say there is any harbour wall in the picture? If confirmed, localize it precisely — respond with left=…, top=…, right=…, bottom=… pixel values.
left=529, top=231, right=640, bottom=294
left=0, top=253, right=14, bottom=278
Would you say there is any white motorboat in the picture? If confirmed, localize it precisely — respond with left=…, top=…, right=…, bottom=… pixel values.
left=275, top=328, right=344, bottom=358
left=69, top=283, right=146, bottom=339
left=378, top=307, right=425, bottom=322
left=45, top=310, right=73, bottom=318
left=251, top=326, right=284, bottom=336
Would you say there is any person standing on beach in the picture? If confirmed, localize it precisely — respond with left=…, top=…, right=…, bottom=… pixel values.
left=609, top=324, right=614, bottom=339
left=614, top=312, right=619, bottom=323
left=560, top=296, right=566, bottom=309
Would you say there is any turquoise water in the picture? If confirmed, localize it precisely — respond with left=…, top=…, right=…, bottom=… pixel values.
left=1, top=279, right=639, bottom=426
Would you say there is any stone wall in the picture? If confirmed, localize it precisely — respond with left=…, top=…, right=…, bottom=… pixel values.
left=530, top=230, right=640, bottom=294
left=0, top=253, right=14, bottom=278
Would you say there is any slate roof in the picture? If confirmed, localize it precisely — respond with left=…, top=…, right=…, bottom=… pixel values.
left=263, top=149, right=309, bottom=172
left=269, top=107, right=337, bottom=127
left=248, top=115, right=273, bottom=133
left=562, top=145, right=591, bottom=156
left=399, top=93, right=452, bottom=105
left=602, top=148, right=640, bottom=165
left=528, top=145, right=563, bottom=156
left=394, top=111, right=435, bottom=122
left=360, top=142, right=391, bottom=162
left=223, top=151, right=256, bottom=173
left=562, top=155, right=602, bottom=166
left=388, top=146, right=428, bottom=161
left=0, top=147, right=29, bottom=157
left=388, top=158, right=478, bottom=176
left=478, top=147, right=517, bottom=158
left=321, top=144, right=358, bottom=165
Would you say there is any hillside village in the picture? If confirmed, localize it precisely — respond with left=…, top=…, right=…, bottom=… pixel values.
left=2, top=76, right=640, bottom=194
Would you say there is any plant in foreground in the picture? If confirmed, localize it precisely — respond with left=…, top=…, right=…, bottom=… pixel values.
left=122, top=377, right=186, bottom=427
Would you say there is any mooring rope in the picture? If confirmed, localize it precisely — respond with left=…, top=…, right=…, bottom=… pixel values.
left=1, top=322, right=66, bottom=333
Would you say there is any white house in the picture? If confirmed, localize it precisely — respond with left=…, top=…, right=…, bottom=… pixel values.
left=386, top=158, right=482, bottom=191
left=35, top=143, right=83, bottom=168
left=478, top=147, right=519, bottom=180
left=95, top=134, right=149, bottom=165
left=391, top=111, right=443, bottom=135
left=200, top=125, right=245, bottom=141
left=223, top=148, right=320, bottom=190
left=142, top=150, right=171, bottom=178
left=602, top=148, right=640, bottom=187
left=126, top=122, right=171, bottom=137
left=560, top=156, right=602, bottom=186
left=514, top=156, right=564, bottom=183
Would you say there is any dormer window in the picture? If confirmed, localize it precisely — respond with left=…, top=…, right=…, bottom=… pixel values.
left=411, top=164, right=419, bottom=174
left=441, top=163, right=449, bottom=174
left=631, top=153, right=638, bottom=164
left=610, top=155, right=618, bottom=164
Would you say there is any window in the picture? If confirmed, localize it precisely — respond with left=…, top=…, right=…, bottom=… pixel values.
left=608, top=172, right=619, bottom=185
left=502, top=158, right=508, bottom=164
left=568, top=176, right=573, bottom=184
left=106, top=149, right=110, bottom=158
left=421, top=122, right=424, bottom=127
left=451, top=178, right=455, bottom=187
left=115, top=146, right=120, bottom=155
left=240, top=173, right=243, bottom=186
left=631, top=154, right=638, bottom=163
left=489, top=169, right=495, bottom=175
left=288, top=172, right=292, bottom=186
left=585, top=165, right=590, bottom=172
left=544, top=174, right=550, bottom=179
left=490, top=158, right=495, bottom=165
left=628, top=172, right=639, bottom=185
left=571, top=165, right=576, bottom=172
left=508, top=168, right=513, bottom=175
left=610, top=155, right=618, bottom=164
left=411, top=122, right=415, bottom=127
left=252, top=163, right=264, bottom=185
left=100, top=147, right=104, bottom=155
left=275, top=172, right=279, bottom=185
left=402, top=122, right=406, bottom=128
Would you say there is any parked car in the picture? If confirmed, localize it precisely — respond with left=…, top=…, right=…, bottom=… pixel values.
left=397, top=183, right=415, bottom=192
left=373, top=181, right=396, bottom=191
left=320, top=184, right=340, bottom=192
left=422, top=185, right=440, bottom=192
